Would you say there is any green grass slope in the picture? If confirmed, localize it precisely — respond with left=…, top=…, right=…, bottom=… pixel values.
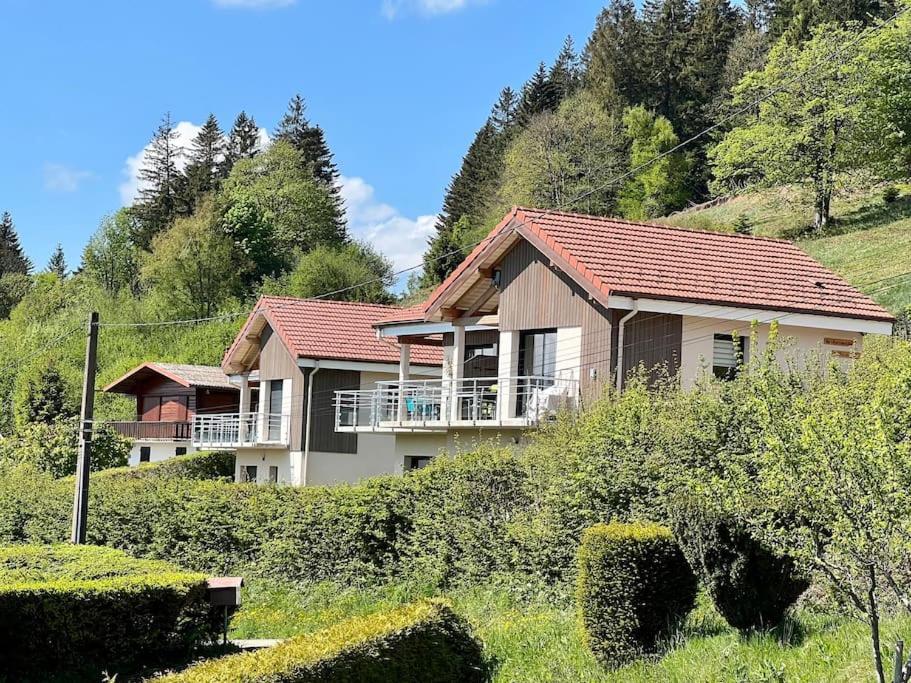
left=662, top=186, right=911, bottom=315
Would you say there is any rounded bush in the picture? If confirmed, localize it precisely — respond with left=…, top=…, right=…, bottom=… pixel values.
left=576, top=521, right=697, bottom=667
left=671, top=499, right=808, bottom=631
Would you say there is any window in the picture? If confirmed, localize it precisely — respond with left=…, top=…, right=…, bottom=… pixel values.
left=405, top=456, right=433, bottom=471
left=518, top=330, right=558, bottom=377
left=139, top=446, right=151, bottom=463
left=713, top=334, right=747, bottom=380
left=268, top=465, right=279, bottom=483
left=175, top=447, right=187, bottom=456
left=267, top=380, right=284, bottom=441
left=241, top=465, right=258, bottom=483
left=464, top=342, right=499, bottom=378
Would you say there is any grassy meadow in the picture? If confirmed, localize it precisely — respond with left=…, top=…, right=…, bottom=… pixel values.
left=229, top=578, right=908, bottom=683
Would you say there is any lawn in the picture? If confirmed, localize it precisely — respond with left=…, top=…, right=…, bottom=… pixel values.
left=229, top=578, right=911, bottom=682
left=662, top=185, right=911, bottom=314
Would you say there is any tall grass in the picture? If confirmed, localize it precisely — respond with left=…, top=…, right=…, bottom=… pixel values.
left=229, top=578, right=911, bottom=682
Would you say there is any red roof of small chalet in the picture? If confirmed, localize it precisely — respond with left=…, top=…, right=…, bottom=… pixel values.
left=224, top=297, right=442, bottom=372
left=417, top=207, right=895, bottom=324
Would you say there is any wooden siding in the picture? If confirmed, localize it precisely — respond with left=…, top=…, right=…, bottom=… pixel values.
left=133, top=375, right=196, bottom=421
left=497, top=239, right=614, bottom=401
left=610, top=310, right=682, bottom=388
left=306, top=369, right=359, bottom=454
left=258, top=325, right=306, bottom=451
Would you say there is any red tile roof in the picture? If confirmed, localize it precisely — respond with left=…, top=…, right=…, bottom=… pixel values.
left=372, top=304, right=427, bottom=326
left=104, top=362, right=236, bottom=394
left=422, top=207, right=895, bottom=323
left=226, top=297, right=442, bottom=369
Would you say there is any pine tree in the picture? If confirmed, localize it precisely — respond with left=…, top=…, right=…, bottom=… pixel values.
left=46, top=243, right=66, bottom=278
left=642, top=0, right=696, bottom=136
left=273, top=94, right=345, bottom=232
left=184, top=113, right=224, bottom=206
left=421, top=120, right=505, bottom=286
left=518, top=63, right=554, bottom=123
left=0, top=212, right=32, bottom=277
left=490, top=87, right=520, bottom=132
left=549, top=36, right=582, bottom=104
left=770, top=0, right=895, bottom=41
left=222, top=111, right=260, bottom=176
left=274, top=94, right=340, bottom=185
left=584, top=0, right=647, bottom=107
left=24, top=364, right=75, bottom=425
left=132, top=113, right=185, bottom=250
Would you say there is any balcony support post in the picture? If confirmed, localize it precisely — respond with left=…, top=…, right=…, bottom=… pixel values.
left=238, top=374, right=250, bottom=444
left=497, top=331, right=519, bottom=421
left=449, top=325, right=465, bottom=422
left=397, top=344, right=410, bottom=422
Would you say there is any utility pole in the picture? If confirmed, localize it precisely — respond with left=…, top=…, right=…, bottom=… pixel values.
left=71, top=311, right=99, bottom=544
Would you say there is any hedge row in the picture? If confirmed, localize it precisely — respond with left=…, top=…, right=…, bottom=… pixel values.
left=87, top=449, right=236, bottom=482
left=0, top=544, right=215, bottom=680
left=0, top=445, right=529, bottom=583
left=155, top=600, right=486, bottom=683
left=576, top=522, right=697, bottom=667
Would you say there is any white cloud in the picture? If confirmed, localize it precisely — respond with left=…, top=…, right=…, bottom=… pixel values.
left=211, top=0, right=295, bottom=8
left=381, top=0, right=482, bottom=19
left=341, top=175, right=436, bottom=286
left=43, top=163, right=93, bottom=192
left=119, top=120, right=269, bottom=205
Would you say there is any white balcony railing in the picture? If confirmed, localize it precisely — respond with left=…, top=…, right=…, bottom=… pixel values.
left=334, top=376, right=579, bottom=432
left=192, top=412, right=290, bottom=448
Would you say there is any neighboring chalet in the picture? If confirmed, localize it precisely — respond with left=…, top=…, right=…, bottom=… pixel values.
left=334, top=207, right=896, bottom=461
left=192, top=297, right=442, bottom=485
left=103, top=363, right=239, bottom=466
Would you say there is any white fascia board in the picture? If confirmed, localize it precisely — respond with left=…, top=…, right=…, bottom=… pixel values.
left=607, top=295, right=893, bottom=335
left=296, top=358, right=443, bottom=376
left=376, top=320, right=498, bottom=338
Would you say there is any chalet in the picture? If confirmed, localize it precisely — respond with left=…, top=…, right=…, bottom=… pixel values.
left=103, top=363, right=239, bottom=466
left=334, top=207, right=896, bottom=461
left=192, top=297, right=442, bottom=484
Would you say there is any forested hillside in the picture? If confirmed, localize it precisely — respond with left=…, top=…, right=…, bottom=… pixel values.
left=1, top=0, right=910, bottom=475
left=415, top=0, right=911, bottom=305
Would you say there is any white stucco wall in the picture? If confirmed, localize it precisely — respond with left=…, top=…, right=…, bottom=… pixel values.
left=234, top=449, right=294, bottom=484
left=128, top=441, right=195, bottom=467
left=680, top=316, right=863, bottom=389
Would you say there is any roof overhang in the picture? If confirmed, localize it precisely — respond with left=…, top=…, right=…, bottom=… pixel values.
left=103, top=362, right=193, bottom=394
left=608, top=295, right=894, bottom=335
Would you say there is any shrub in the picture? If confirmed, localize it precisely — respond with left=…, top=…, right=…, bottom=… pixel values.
left=95, top=450, right=236, bottom=482
left=576, top=522, right=697, bottom=667
left=671, top=498, right=808, bottom=631
left=0, top=544, right=215, bottom=680
left=154, top=600, right=486, bottom=683
left=884, top=184, right=901, bottom=202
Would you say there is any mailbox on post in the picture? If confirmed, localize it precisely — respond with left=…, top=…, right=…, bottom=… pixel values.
left=207, top=576, right=244, bottom=644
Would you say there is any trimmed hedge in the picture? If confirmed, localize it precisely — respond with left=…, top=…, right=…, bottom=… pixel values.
left=0, top=544, right=215, bottom=680
left=155, top=600, right=486, bottom=683
left=0, top=445, right=528, bottom=583
left=671, top=499, right=809, bottom=631
left=576, top=522, right=697, bottom=667
left=90, top=450, right=236, bottom=482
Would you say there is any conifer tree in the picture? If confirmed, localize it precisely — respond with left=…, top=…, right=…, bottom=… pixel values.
left=273, top=94, right=345, bottom=232
left=421, top=120, right=505, bottom=286
left=184, top=113, right=224, bottom=206
left=642, top=0, right=696, bottom=136
left=548, top=36, right=582, bottom=105
left=222, top=111, right=260, bottom=176
left=518, top=63, right=555, bottom=123
left=46, top=243, right=66, bottom=279
left=0, top=212, right=32, bottom=277
left=490, top=87, right=520, bottom=132
left=132, top=113, right=185, bottom=250
left=585, top=0, right=647, bottom=107
left=274, top=94, right=339, bottom=185
left=24, top=364, right=75, bottom=425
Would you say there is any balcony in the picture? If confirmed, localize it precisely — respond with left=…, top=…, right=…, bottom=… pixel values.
left=335, top=376, right=579, bottom=432
left=105, top=420, right=192, bottom=441
left=192, top=412, right=290, bottom=449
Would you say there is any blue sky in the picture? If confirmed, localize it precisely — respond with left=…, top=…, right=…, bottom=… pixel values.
left=0, top=0, right=604, bottom=277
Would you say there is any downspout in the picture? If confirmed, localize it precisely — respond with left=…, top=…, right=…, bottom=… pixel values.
left=615, top=301, right=639, bottom=391
left=302, top=363, right=320, bottom=487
